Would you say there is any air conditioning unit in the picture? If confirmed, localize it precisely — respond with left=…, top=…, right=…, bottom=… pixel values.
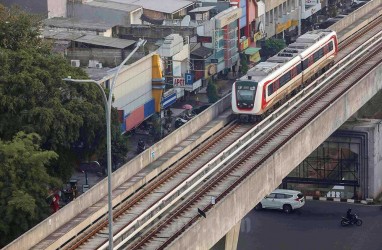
left=95, top=63, right=103, bottom=69
left=71, top=60, right=80, bottom=67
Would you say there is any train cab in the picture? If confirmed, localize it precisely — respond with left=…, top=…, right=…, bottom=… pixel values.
left=235, top=80, right=257, bottom=110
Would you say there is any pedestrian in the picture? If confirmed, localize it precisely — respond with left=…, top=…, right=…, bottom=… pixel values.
left=196, top=96, right=200, bottom=106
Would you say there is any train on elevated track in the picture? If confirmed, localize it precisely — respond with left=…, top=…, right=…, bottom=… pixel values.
left=232, top=29, right=338, bottom=121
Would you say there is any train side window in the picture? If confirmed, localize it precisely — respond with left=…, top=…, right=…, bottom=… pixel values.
left=308, top=56, right=314, bottom=66
left=274, top=79, right=279, bottom=91
left=291, top=67, right=297, bottom=78
left=279, top=75, right=285, bottom=87
left=328, top=41, right=333, bottom=51
left=318, top=48, right=324, bottom=59
left=302, top=60, right=308, bottom=70
left=323, top=45, right=329, bottom=55
left=314, top=51, right=319, bottom=62
left=296, top=64, right=302, bottom=74
left=280, top=72, right=291, bottom=87
left=268, top=83, right=274, bottom=96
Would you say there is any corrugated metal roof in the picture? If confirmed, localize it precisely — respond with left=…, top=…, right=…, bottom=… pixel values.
left=189, top=6, right=215, bottom=13
left=74, top=35, right=136, bottom=49
left=85, top=0, right=141, bottom=12
left=112, top=0, right=194, bottom=14
left=190, top=46, right=213, bottom=58
left=43, top=30, right=85, bottom=41
left=43, top=18, right=112, bottom=31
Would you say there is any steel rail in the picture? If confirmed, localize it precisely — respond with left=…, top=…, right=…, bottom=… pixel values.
left=52, top=16, right=382, bottom=250
left=126, top=30, right=382, bottom=250
left=65, top=122, right=253, bottom=250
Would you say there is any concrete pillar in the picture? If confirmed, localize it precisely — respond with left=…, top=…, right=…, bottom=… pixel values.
left=224, top=220, right=241, bottom=250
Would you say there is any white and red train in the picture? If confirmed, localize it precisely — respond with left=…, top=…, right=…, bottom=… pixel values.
left=232, top=29, right=338, bottom=120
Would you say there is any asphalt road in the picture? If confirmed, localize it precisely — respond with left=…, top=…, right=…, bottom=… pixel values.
left=235, top=201, right=382, bottom=250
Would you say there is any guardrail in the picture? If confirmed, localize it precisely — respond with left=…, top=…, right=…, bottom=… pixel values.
left=111, top=29, right=382, bottom=250
left=4, top=93, right=231, bottom=250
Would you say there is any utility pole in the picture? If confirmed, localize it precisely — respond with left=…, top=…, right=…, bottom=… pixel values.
left=298, top=0, right=302, bottom=36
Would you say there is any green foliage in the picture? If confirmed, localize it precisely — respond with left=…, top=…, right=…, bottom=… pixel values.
left=0, top=5, right=109, bottom=180
left=0, top=5, right=44, bottom=51
left=207, top=80, right=219, bottom=103
left=0, top=132, right=61, bottom=247
left=98, top=108, right=129, bottom=171
left=262, top=38, right=287, bottom=57
left=240, top=56, right=249, bottom=75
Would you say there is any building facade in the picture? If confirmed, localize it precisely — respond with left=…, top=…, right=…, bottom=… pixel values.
left=2, top=0, right=66, bottom=18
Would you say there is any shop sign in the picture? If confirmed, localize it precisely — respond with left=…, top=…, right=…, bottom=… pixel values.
left=240, top=38, right=249, bottom=51
left=173, top=77, right=185, bottom=87
left=291, top=19, right=299, bottom=27
left=197, top=36, right=212, bottom=43
left=276, top=20, right=292, bottom=34
left=216, top=8, right=242, bottom=28
left=185, top=73, right=194, bottom=85
left=205, top=64, right=217, bottom=78
left=305, top=0, right=318, bottom=4
left=254, top=32, right=262, bottom=41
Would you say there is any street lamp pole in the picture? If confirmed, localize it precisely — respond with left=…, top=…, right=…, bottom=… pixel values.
left=63, top=38, right=146, bottom=249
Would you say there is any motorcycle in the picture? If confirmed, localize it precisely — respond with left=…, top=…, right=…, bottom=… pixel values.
left=136, top=139, right=146, bottom=154
left=175, top=117, right=188, bottom=129
left=340, top=214, right=363, bottom=226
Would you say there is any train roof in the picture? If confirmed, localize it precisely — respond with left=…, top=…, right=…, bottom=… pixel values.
left=241, top=29, right=336, bottom=83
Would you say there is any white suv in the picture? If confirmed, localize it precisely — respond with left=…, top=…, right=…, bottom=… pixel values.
left=255, top=189, right=305, bottom=213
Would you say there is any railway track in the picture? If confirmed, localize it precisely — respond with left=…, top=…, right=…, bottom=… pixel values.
left=62, top=122, right=253, bottom=249
left=336, top=14, right=382, bottom=62
left=28, top=10, right=382, bottom=250
left=124, top=28, right=382, bottom=250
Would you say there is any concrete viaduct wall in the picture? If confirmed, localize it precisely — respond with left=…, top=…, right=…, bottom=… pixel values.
left=330, top=0, right=382, bottom=42
left=167, top=57, right=382, bottom=250
left=5, top=95, right=231, bottom=250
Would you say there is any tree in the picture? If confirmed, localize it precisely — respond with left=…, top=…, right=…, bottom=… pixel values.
left=261, top=38, right=287, bottom=58
left=0, top=132, right=61, bottom=247
left=207, top=80, right=219, bottom=103
left=0, top=5, right=114, bottom=180
left=98, top=108, right=129, bottom=171
left=240, top=56, right=249, bottom=75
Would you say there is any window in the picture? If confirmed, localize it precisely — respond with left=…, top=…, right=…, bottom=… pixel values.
left=296, top=64, right=302, bottom=74
left=314, top=51, right=320, bottom=62
left=291, top=67, right=297, bottom=78
left=328, top=41, right=334, bottom=51
left=302, top=59, right=309, bottom=70
left=266, top=193, right=276, bottom=199
left=280, top=71, right=291, bottom=87
left=275, top=193, right=285, bottom=199
left=324, top=45, right=329, bottom=55
left=318, top=48, right=324, bottom=59
left=237, top=89, right=255, bottom=101
left=268, top=84, right=274, bottom=96
left=274, top=80, right=279, bottom=91
left=308, top=56, right=314, bottom=67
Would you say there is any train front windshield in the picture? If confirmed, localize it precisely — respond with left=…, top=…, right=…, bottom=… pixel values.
left=236, top=81, right=257, bottom=109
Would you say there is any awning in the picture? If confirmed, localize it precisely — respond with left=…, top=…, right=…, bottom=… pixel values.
left=190, top=46, right=214, bottom=59
left=161, top=93, right=177, bottom=109
left=244, top=47, right=261, bottom=55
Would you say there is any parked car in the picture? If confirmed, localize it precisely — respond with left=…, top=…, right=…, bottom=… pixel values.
left=254, top=189, right=305, bottom=213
